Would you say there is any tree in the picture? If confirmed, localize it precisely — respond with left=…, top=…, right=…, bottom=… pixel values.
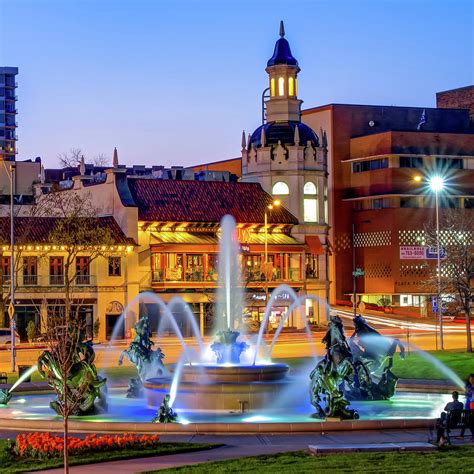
left=425, top=209, right=474, bottom=352
left=57, top=148, right=109, bottom=168
left=37, top=191, right=115, bottom=473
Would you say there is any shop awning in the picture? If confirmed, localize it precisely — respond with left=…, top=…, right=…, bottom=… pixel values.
left=247, top=233, right=302, bottom=245
left=305, top=236, right=324, bottom=255
left=150, top=232, right=218, bottom=245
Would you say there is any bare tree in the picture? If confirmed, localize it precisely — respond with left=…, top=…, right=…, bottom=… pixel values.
left=37, top=191, right=115, bottom=472
left=57, top=148, right=83, bottom=168
left=425, top=210, right=474, bottom=352
left=57, top=148, right=109, bottom=169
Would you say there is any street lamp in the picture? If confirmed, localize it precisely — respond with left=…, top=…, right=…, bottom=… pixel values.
left=264, top=200, right=281, bottom=298
left=429, top=175, right=445, bottom=350
left=9, top=163, right=16, bottom=372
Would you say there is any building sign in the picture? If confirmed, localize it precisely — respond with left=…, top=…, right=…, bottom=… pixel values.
left=400, top=246, right=447, bottom=260
left=250, top=292, right=292, bottom=303
left=425, top=246, right=447, bottom=260
left=240, top=244, right=250, bottom=253
left=400, top=246, right=425, bottom=260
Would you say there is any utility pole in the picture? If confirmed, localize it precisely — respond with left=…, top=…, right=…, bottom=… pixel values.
left=9, top=163, right=16, bottom=372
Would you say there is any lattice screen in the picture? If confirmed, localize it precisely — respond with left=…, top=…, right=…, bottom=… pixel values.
left=399, top=264, right=429, bottom=278
left=335, top=233, right=351, bottom=252
left=354, top=231, right=391, bottom=247
left=365, top=263, right=392, bottom=278
left=398, top=230, right=426, bottom=245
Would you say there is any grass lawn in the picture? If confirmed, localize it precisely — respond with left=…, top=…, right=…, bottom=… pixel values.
left=0, top=439, right=219, bottom=474
left=274, top=351, right=474, bottom=382
left=152, top=446, right=474, bottom=473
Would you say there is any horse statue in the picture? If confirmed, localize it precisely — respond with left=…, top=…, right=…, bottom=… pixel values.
left=349, top=314, right=405, bottom=399
left=38, top=338, right=107, bottom=415
left=309, top=315, right=363, bottom=419
left=118, top=315, right=167, bottom=397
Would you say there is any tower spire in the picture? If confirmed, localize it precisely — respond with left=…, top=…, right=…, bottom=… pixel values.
left=279, top=20, right=285, bottom=37
left=79, top=155, right=86, bottom=175
left=294, top=125, right=300, bottom=146
left=241, top=130, right=246, bottom=150
left=113, top=147, right=119, bottom=168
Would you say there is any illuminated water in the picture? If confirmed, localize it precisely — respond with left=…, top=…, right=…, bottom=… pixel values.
left=0, top=388, right=451, bottom=423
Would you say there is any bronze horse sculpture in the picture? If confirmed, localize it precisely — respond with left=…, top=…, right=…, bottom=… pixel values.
left=118, top=315, right=167, bottom=397
left=310, top=314, right=405, bottom=418
left=348, top=314, right=405, bottom=399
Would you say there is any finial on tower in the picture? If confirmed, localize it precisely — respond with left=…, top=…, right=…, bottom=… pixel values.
left=79, top=155, right=86, bottom=175
left=294, top=125, right=300, bottom=146
left=279, top=20, right=285, bottom=37
left=113, top=147, right=119, bottom=168
left=260, top=126, right=266, bottom=147
left=241, top=130, right=246, bottom=150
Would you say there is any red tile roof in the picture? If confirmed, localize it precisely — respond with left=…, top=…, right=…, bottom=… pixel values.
left=127, top=179, right=299, bottom=224
left=0, top=216, right=135, bottom=245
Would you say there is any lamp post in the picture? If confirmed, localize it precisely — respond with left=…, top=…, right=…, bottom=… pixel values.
left=264, top=200, right=280, bottom=300
left=9, top=163, right=16, bottom=372
left=352, top=221, right=369, bottom=318
left=429, top=176, right=445, bottom=351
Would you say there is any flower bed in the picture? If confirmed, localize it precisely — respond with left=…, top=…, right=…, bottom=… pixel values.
left=14, top=432, right=160, bottom=459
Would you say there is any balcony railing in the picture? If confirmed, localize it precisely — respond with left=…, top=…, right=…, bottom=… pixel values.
left=22, top=275, right=38, bottom=286
left=75, top=274, right=91, bottom=286
left=151, top=268, right=302, bottom=283
left=49, top=274, right=64, bottom=286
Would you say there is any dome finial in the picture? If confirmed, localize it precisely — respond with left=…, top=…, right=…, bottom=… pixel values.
left=279, top=20, right=285, bottom=38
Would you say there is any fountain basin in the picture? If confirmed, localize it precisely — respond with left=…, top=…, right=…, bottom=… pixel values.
left=145, top=363, right=290, bottom=411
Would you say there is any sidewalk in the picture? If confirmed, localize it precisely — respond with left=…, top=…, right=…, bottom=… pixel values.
left=35, top=428, right=441, bottom=473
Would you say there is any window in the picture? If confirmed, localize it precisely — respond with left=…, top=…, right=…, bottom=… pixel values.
left=304, top=181, right=317, bottom=195
left=440, top=197, right=459, bottom=208
left=108, top=257, right=121, bottom=276
left=352, top=158, right=388, bottom=173
left=49, top=257, right=64, bottom=285
left=278, top=77, right=285, bottom=96
left=185, top=254, right=204, bottom=281
left=323, top=183, right=328, bottom=223
left=1, top=256, right=10, bottom=284
left=399, top=156, right=423, bottom=168
left=288, top=77, right=295, bottom=96
left=372, top=198, right=390, bottom=209
left=436, top=158, right=463, bottom=170
left=400, top=197, right=419, bottom=208
left=464, top=198, right=474, bottom=209
left=272, top=181, right=289, bottom=195
left=76, top=256, right=90, bottom=285
left=304, top=181, right=318, bottom=222
left=304, top=199, right=317, bottom=222
left=22, top=256, right=38, bottom=285
left=270, top=78, right=275, bottom=96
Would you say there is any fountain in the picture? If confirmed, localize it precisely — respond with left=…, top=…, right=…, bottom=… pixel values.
left=144, top=215, right=291, bottom=412
left=0, top=214, right=465, bottom=432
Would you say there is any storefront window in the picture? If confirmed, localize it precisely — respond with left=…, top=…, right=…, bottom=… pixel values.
left=207, top=254, right=218, bottom=281
left=185, top=254, right=203, bottom=281
left=165, top=253, right=184, bottom=281
left=305, top=254, right=319, bottom=279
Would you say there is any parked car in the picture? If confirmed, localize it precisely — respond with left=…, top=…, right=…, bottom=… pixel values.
left=0, top=328, right=20, bottom=345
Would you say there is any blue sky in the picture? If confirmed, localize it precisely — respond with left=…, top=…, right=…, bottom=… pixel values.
left=0, top=0, right=472, bottom=168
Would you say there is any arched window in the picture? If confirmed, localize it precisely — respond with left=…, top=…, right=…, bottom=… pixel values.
left=272, top=181, right=289, bottom=195
left=304, top=181, right=318, bottom=222
left=288, top=77, right=295, bottom=96
left=278, top=77, right=285, bottom=96
left=270, top=78, right=275, bottom=97
left=304, top=181, right=317, bottom=195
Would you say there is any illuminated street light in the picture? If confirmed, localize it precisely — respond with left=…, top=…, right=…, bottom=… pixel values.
left=429, top=175, right=445, bottom=350
left=429, top=176, right=445, bottom=192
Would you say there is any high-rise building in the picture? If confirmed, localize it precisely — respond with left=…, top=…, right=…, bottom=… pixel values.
left=0, top=67, right=18, bottom=161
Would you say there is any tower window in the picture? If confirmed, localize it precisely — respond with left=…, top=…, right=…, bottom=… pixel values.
left=270, top=78, right=275, bottom=97
left=278, top=77, right=285, bottom=96
left=303, top=181, right=317, bottom=195
left=304, top=181, right=318, bottom=223
left=272, top=181, right=289, bottom=195
left=288, top=77, right=295, bottom=96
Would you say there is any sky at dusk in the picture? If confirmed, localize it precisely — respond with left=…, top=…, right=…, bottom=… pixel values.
left=0, top=0, right=472, bottom=168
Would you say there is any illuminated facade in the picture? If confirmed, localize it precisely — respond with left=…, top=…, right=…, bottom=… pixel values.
left=302, top=103, right=474, bottom=315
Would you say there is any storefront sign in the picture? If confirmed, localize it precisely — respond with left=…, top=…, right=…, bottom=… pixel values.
left=240, top=244, right=250, bottom=253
